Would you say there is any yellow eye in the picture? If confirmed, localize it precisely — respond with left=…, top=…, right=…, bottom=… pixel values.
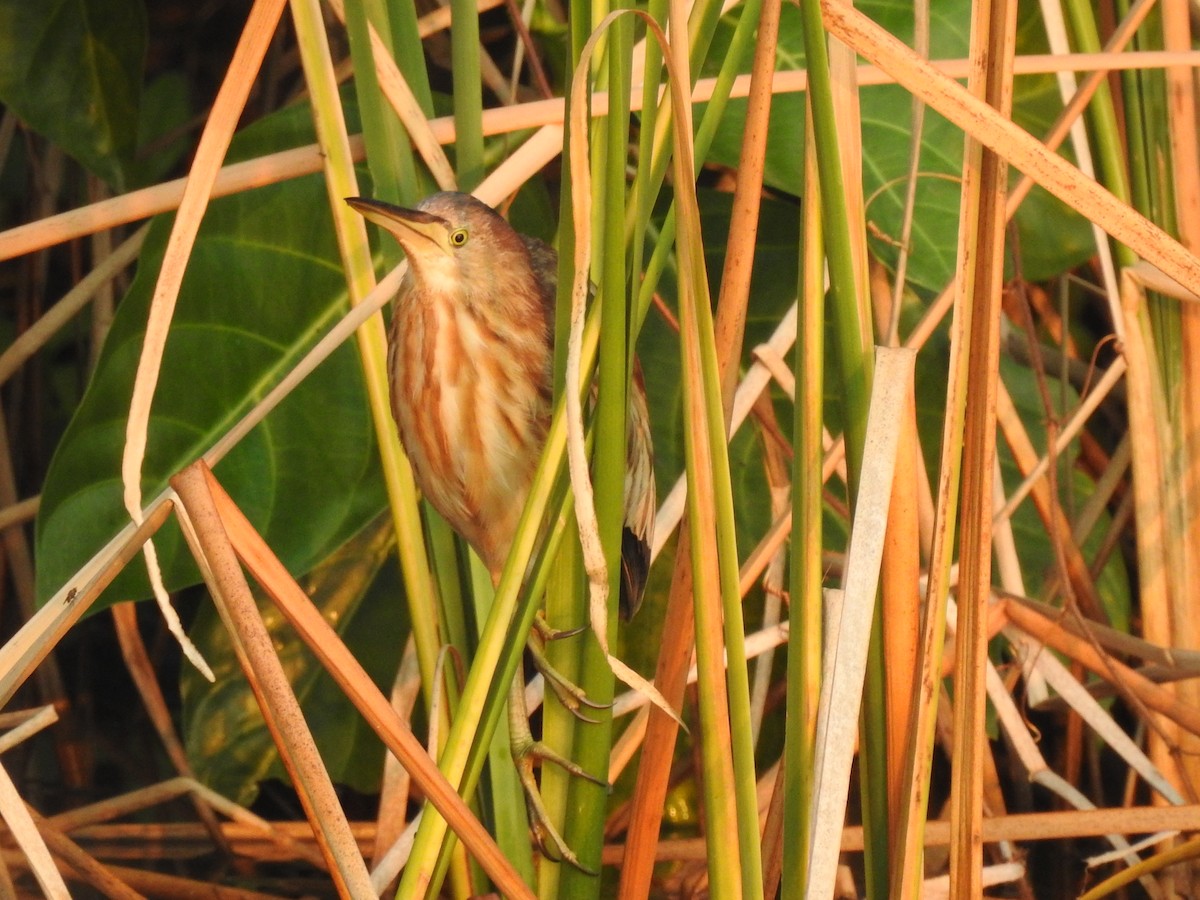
left=449, top=227, right=469, bottom=247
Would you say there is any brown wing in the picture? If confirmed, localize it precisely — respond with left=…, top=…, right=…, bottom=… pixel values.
left=620, top=363, right=655, bottom=619
left=521, top=234, right=559, bottom=327
left=521, top=234, right=655, bottom=617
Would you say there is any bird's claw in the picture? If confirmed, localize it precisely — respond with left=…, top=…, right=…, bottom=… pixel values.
left=527, top=637, right=610, bottom=723
left=511, top=735, right=605, bottom=874
left=508, top=677, right=606, bottom=874
left=532, top=611, right=587, bottom=643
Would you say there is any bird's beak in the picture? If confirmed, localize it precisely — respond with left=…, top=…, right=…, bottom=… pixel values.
left=345, top=197, right=449, bottom=253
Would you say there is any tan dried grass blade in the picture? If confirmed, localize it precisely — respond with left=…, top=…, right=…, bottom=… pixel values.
left=171, top=464, right=375, bottom=897
left=820, top=0, right=1200, bottom=294
left=806, top=346, right=914, bottom=900
left=122, top=0, right=289, bottom=683
left=195, top=465, right=536, bottom=900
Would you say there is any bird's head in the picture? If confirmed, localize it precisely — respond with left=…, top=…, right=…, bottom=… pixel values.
left=346, top=192, right=532, bottom=306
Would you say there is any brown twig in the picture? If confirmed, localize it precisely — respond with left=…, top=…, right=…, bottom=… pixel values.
left=1005, top=599, right=1200, bottom=739
left=170, top=464, right=373, bottom=897
left=191, top=463, right=536, bottom=900
left=26, top=807, right=144, bottom=900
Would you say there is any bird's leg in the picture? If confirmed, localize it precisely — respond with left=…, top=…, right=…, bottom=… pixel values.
left=526, top=627, right=609, bottom=723
left=508, top=674, right=605, bottom=873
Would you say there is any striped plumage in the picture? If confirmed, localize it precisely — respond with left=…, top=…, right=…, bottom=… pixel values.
left=347, top=191, right=655, bottom=615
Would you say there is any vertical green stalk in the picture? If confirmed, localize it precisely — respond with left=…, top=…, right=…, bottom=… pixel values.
left=537, top=527, right=580, bottom=900
left=677, top=219, right=765, bottom=898
left=342, top=0, right=418, bottom=210
left=653, top=7, right=761, bottom=890
left=859, top=625, right=889, bottom=897
left=797, top=0, right=882, bottom=890
left=468, top=558, right=536, bottom=887
left=1112, top=0, right=1179, bottom=383
left=623, top=0, right=733, bottom=258
left=557, top=11, right=632, bottom=898
left=675, top=244, right=745, bottom=900
left=1114, top=0, right=1164, bottom=237
left=796, top=0, right=871, bottom=478
left=708, top=348, right=766, bottom=900
left=628, top=0, right=668, bottom=287
left=381, top=0, right=434, bottom=116
left=783, top=106, right=822, bottom=896
left=633, top=0, right=763, bottom=329
left=451, top=0, right=484, bottom=189
left=1061, top=0, right=1135, bottom=262
left=540, top=0, right=591, bottom=894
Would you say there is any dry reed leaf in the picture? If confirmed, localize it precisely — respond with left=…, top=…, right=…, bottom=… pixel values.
left=994, top=383, right=1105, bottom=620
left=820, top=0, right=1200, bottom=294
left=882, top=386, right=922, bottom=832
left=9, top=49, right=1199, bottom=263
left=372, top=635, right=421, bottom=870
left=122, top=0, right=290, bottom=684
left=946, top=600, right=1153, bottom=877
left=1005, top=600, right=1200, bottom=737
left=942, top=0, right=1019, bottom=889
left=0, top=227, right=146, bottom=386
left=23, top=808, right=144, bottom=900
left=172, top=464, right=376, bottom=896
left=0, top=706, right=57, bottom=756
left=111, top=601, right=229, bottom=852
left=1119, top=268, right=1182, bottom=790
left=993, top=356, right=1128, bottom=524
left=0, top=499, right=175, bottom=709
left=0, top=140, right=362, bottom=261
left=0, top=761, right=69, bottom=898
left=807, top=346, right=914, bottom=900
left=199, top=466, right=535, bottom=899
left=47, top=775, right=324, bottom=867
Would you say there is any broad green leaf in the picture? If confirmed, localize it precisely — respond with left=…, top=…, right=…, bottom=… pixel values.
left=0, top=0, right=146, bottom=189
left=35, top=102, right=386, bottom=607
left=701, top=0, right=1095, bottom=291
left=182, top=515, right=407, bottom=804
left=127, top=72, right=193, bottom=188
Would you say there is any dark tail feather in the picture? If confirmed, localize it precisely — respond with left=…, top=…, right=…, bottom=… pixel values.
left=619, top=525, right=651, bottom=620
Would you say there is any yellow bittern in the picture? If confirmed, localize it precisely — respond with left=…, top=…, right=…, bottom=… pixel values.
left=346, top=191, right=654, bottom=869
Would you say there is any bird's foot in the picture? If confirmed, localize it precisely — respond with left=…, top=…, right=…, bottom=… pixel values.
left=526, top=633, right=609, bottom=724
left=509, top=678, right=605, bottom=875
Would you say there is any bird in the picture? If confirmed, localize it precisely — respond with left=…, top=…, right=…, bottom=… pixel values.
left=345, top=191, right=655, bottom=869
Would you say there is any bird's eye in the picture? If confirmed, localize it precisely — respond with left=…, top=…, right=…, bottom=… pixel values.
left=449, top=228, right=469, bottom=247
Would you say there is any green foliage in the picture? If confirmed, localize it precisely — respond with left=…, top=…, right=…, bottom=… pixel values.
left=129, top=72, right=193, bottom=187
left=16, top=0, right=1138, bottom=871
left=0, top=0, right=146, bottom=189
left=35, top=103, right=387, bottom=607
left=701, top=0, right=1095, bottom=291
